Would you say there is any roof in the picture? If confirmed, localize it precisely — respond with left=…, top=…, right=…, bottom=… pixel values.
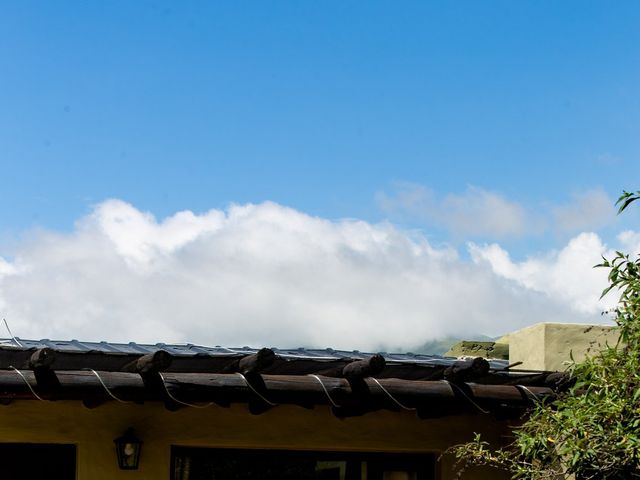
left=0, top=337, right=565, bottom=418
left=0, top=336, right=509, bottom=368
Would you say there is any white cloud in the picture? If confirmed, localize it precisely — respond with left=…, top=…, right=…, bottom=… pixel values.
left=618, top=230, right=640, bottom=254
left=0, top=199, right=625, bottom=351
left=469, top=233, right=615, bottom=315
left=0, top=257, right=16, bottom=277
left=377, top=183, right=538, bottom=239
left=551, top=189, right=616, bottom=234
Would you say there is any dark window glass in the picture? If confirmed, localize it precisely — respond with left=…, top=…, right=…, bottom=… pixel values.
left=0, top=443, right=76, bottom=479
left=171, top=447, right=434, bottom=480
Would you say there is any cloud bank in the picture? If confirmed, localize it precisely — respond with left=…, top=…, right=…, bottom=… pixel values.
left=377, top=183, right=536, bottom=238
left=0, top=199, right=631, bottom=351
left=377, top=183, right=616, bottom=239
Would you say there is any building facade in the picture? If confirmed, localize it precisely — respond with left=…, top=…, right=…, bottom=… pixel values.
left=0, top=338, right=560, bottom=479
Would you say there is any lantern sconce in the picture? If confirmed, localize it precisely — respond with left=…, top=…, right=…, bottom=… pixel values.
left=114, top=428, right=142, bottom=470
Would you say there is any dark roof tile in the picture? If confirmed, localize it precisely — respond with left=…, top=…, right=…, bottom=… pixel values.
left=1, top=337, right=510, bottom=369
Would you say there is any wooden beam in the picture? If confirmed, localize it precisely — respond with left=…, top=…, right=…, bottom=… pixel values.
left=0, top=369, right=554, bottom=415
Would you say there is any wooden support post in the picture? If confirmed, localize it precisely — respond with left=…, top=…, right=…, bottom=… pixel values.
left=29, top=348, right=56, bottom=369
left=443, top=357, right=490, bottom=383
left=130, top=350, right=173, bottom=374
left=238, top=348, right=276, bottom=375
left=116, top=350, right=176, bottom=409
left=544, top=372, right=574, bottom=391
left=342, top=355, right=386, bottom=379
left=340, top=355, right=387, bottom=410
left=28, top=348, right=60, bottom=394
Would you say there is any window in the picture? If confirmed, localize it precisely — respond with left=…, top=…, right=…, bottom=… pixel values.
left=0, top=443, right=76, bottom=479
left=172, top=447, right=434, bottom=480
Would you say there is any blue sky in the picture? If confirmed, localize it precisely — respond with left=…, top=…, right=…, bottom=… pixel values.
left=0, top=2, right=639, bottom=347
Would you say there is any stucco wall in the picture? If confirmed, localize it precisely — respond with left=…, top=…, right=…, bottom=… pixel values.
left=0, top=400, right=510, bottom=480
left=503, top=323, right=546, bottom=370
left=508, top=323, right=619, bottom=371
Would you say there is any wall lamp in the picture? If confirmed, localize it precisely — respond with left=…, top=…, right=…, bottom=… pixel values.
left=114, top=428, right=142, bottom=470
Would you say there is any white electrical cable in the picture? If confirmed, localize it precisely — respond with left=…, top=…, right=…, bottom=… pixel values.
left=517, top=384, right=542, bottom=402
left=235, top=373, right=278, bottom=407
left=308, top=374, right=341, bottom=408
left=87, top=369, right=131, bottom=404
left=9, top=366, right=44, bottom=401
left=158, top=372, right=213, bottom=409
left=370, top=377, right=416, bottom=411
left=3, top=319, right=23, bottom=347
left=442, top=380, right=491, bottom=414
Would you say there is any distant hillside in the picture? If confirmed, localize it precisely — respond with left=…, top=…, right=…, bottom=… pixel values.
left=410, top=334, right=495, bottom=356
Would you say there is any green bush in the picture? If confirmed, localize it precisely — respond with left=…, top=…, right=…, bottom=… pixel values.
left=452, top=190, right=640, bottom=480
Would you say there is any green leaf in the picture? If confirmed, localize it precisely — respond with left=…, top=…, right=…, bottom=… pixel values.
left=616, top=190, right=640, bottom=214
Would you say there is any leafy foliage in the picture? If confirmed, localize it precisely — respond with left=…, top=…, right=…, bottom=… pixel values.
left=616, top=190, right=640, bottom=215
left=451, top=191, right=640, bottom=479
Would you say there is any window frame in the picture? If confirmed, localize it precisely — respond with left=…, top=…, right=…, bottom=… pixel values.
left=0, top=442, right=76, bottom=479
left=171, top=446, right=435, bottom=480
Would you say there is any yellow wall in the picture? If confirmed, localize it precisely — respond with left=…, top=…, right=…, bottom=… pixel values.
left=507, top=322, right=619, bottom=371
left=0, top=400, right=510, bottom=479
